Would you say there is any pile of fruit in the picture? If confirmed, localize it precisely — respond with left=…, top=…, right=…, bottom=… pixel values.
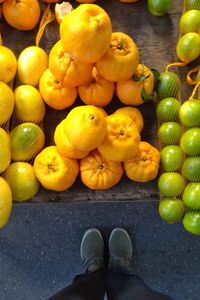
left=0, top=3, right=160, bottom=229
left=1, top=0, right=200, bottom=236
left=33, top=3, right=159, bottom=192
left=156, top=0, right=200, bottom=235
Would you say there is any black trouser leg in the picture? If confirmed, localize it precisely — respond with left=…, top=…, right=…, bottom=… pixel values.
left=49, top=268, right=106, bottom=300
left=106, top=268, right=173, bottom=300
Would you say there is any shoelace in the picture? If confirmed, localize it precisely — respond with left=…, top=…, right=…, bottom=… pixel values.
left=83, top=256, right=104, bottom=272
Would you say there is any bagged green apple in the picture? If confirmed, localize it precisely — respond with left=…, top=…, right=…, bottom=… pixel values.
left=176, top=1, right=200, bottom=64
left=156, top=71, right=186, bottom=224
left=184, top=0, right=200, bottom=11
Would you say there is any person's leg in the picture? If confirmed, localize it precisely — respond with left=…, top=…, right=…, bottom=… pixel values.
left=106, top=228, right=173, bottom=300
left=49, top=228, right=106, bottom=300
left=107, top=268, right=173, bottom=300
left=49, top=268, right=105, bottom=300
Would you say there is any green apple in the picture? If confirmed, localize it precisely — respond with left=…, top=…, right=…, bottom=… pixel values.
left=179, top=99, right=200, bottom=127
left=161, top=145, right=184, bottom=171
left=182, top=157, right=200, bottom=182
left=156, top=97, right=181, bottom=122
left=182, top=183, right=200, bottom=210
left=158, top=122, right=182, bottom=146
left=183, top=211, right=200, bottom=236
left=156, top=71, right=181, bottom=100
left=179, top=10, right=200, bottom=34
left=180, top=128, right=200, bottom=155
left=158, top=172, right=186, bottom=197
left=159, top=198, right=185, bottom=223
left=184, top=0, right=200, bottom=11
left=176, top=32, right=200, bottom=63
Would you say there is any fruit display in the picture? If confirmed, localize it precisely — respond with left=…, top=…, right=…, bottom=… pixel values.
left=0, top=2, right=161, bottom=229
left=0, top=11, right=49, bottom=227
left=1, top=0, right=199, bottom=237
left=156, top=0, right=200, bottom=235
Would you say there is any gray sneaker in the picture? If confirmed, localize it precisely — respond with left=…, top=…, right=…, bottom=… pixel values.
left=108, top=228, right=133, bottom=271
left=80, top=228, right=104, bottom=273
